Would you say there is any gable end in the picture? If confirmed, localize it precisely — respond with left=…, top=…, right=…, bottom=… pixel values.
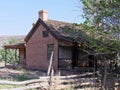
left=25, top=18, right=59, bottom=42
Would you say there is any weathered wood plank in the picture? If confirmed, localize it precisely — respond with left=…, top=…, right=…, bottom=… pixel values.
left=0, top=73, right=99, bottom=90
left=60, top=72, right=93, bottom=79
left=47, top=52, right=53, bottom=76
left=0, top=73, right=94, bottom=85
left=0, top=78, right=48, bottom=85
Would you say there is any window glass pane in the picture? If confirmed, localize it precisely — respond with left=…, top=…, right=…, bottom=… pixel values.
left=47, top=44, right=54, bottom=60
left=42, top=31, right=49, bottom=37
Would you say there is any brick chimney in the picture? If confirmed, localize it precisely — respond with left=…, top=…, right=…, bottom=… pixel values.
left=39, top=10, right=48, bottom=21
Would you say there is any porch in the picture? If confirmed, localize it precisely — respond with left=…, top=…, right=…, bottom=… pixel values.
left=58, top=42, right=93, bottom=69
left=4, top=42, right=26, bottom=68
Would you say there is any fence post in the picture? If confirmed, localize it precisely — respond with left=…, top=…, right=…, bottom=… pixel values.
left=47, top=52, right=54, bottom=90
left=54, top=71, right=60, bottom=89
left=47, top=52, right=53, bottom=76
left=49, top=66, right=54, bottom=90
left=115, top=82, right=119, bottom=90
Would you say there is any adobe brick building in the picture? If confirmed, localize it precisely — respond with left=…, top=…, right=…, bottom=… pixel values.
left=5, top=10, right=92, bottom=71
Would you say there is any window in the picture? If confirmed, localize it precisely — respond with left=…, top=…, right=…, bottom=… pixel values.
left=42, top=31, right=49, bottom=37
left=47, top=44, right=54, bottom=60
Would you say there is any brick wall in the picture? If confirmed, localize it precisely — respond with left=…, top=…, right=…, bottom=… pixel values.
left=26, top=24, right=58, bottom=70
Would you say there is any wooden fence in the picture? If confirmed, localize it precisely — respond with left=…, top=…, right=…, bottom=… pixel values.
left=0, top=72, right=100, bottom=90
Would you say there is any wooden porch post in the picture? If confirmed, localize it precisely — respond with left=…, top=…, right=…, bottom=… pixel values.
left=72, top=43, right=79, bottom=69
left=14, top=49, right=17, bottom=65
left=18, top=49, right=20, bottom=64
left=4, top=48, right=7, bottom=66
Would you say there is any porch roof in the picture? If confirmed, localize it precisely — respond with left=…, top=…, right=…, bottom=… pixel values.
left=4, top=42, right=25, bottom=49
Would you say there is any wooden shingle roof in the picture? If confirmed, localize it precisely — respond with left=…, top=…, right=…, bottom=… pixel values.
left=44, top=20, right=82, bottom=37
left=25, top=18, right=84, bottom=43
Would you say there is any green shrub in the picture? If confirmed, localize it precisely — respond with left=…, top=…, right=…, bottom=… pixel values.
left=13, top=74, right=32, bottom=81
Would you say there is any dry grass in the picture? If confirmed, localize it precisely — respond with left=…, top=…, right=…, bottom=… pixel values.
left=0, top=62, right=46, bottom=81
left=0, top=85, right=20, bottom=89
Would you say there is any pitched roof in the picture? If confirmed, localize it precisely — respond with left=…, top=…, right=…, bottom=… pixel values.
left=44, top=20, right=83, bottom=39
left=25, top=18, right=84, bottom=43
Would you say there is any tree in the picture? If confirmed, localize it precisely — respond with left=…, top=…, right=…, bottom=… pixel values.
left=80, top=0, right=120, bottom=89
left=0, top=38, right=19, bottom=64
left=81, top=0, right=120, bottom=52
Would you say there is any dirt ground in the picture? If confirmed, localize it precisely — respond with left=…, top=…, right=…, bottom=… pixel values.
left=0, top=61, right=74, bottom=81
left=0, top=68, right=47, bottom=79
left=0, top=62, right=47, bottom=81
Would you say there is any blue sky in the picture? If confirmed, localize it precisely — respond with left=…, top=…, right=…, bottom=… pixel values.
left=0, top=0, right=84, bottom=35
